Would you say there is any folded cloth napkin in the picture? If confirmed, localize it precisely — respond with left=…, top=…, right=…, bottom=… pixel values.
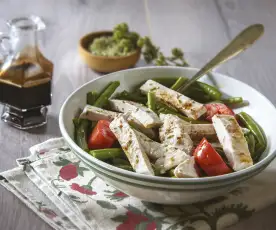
left=1, top=138, right=276, bottom=230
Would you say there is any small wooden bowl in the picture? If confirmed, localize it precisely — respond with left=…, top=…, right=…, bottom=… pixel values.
left=79, top=31, right=141, bottom=73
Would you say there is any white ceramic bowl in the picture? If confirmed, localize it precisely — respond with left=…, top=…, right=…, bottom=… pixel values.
left=59, top=66, right=276, bottom=204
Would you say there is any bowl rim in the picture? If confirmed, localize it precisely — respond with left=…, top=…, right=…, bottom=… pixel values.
left=78, top=30, right=141, bottom=60
left=59, top=66, right=276, bottom=185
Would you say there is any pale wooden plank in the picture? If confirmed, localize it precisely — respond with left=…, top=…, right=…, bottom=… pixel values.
left=0, top=187, right=49, bottom=230
left=0, top=0, right=148, bottom=229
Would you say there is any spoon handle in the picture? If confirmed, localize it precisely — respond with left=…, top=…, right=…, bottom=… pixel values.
left=177, top=24, right=264, bottom=92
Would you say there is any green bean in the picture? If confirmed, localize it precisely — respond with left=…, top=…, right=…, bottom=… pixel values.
left=157, top=107, right=173, bottom=115
left=193, top=82, right=222, bottom=100
left=87, top=91, right=99, bottom=105
left=158, top=107, right=210, bottom=124
left=112, top=158, right=130, bottom=165
left=170, top=77, right=221, bottom=101
left=114, top=164, right=134, bottom=171
left=222, top=97, right=243, bottom=105
left=93, top=81, right=120, bottom=108
left=157, top=107, right=171, bottom=115
left=147, top=91, right=156, bottom=112
left=87, top=121, right=97, bottom=137
left=136, top=78, right=179, bottom=90
left=158, top=173, right=170, bottom=177
left=151, top=164, right=162, bottom=176
left=168, top=169, right=175, bottom=177
left=245, top=132, right=256, bottom=156
left=74, top=119, right=89, bottom=152
left=154, top=169, right=162, bottom=176
left=195, top=164, right=208, bottom=177
left=242, top=127, right=250, bottom=135
left=184, top=87, right=212, bottom=103
left=127, top=120, right=157, bottom=140
left=216, top=148, right=230, bottom=165
left=89, top=148, right=124, bottom=160
left=112, top=141, right=123, bottom=148
left=170, top=77, right=187, bottom=90
left=157, top=76, right=221, bottom=102
left=73, top=118, right=79, bottom=142
left=237, top=112, right=266, bottom=147
left=237, top=112, right=267, bottom=161
left=151, top=77, right=180, bottom=87
left=156, top=101, right=178, bottom=113
left=254, top=144, right=265, bottom=162
left=115, top=90, right=147, bottom=104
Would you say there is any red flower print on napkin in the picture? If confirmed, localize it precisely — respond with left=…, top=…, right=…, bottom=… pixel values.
left=117, top=210, right=156, bottom=230
left=70, top=177, right=97, bottom=195
left=60, top=164, right=78, bottom=181
left=112, top=205, right=159, bottom=230
left=53, top=157, right=89, bottom=181
left=105, top=189, right=129, bottom=201
left=114, top=191, right=128, bottom=198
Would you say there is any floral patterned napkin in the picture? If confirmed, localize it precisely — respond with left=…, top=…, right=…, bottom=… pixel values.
left=1, top=138, right=276, bottom=230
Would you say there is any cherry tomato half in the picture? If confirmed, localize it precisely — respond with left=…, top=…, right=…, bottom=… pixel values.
left=88, top=120, right=116, bottom=149
left=193, top=138, right=231, bottom=176
left=205, top=103, right=235, bottom=121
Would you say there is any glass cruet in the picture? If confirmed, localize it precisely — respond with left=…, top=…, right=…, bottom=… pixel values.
left=0, top=16, right=53, bottom=130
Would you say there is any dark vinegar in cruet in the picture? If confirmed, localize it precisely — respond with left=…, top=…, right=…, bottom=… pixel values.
left=0, top=52, right=53, bottom=110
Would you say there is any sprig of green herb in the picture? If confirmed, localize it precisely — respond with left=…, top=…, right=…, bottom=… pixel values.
left=137, top=34, right=188, bottom=66
left=90, top=22, right=189, bottom=66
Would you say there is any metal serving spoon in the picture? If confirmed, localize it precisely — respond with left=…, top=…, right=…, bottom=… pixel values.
left=177, top=24, right=264, bottom=92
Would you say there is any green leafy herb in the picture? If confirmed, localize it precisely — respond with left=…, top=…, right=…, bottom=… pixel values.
left=89, top=22, right=189, bottom=67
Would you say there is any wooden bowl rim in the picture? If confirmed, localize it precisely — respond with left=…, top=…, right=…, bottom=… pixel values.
left=79, top=30, right=141, bottom=60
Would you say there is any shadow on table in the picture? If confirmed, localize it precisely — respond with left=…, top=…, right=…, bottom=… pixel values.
left=26, top=114, right=61, bottom=136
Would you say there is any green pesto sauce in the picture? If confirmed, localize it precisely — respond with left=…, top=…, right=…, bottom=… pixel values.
left=89, top=36, right=136, bottom=57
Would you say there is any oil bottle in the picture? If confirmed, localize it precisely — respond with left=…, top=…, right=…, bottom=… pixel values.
left=0, top=16, right=53, bottom=129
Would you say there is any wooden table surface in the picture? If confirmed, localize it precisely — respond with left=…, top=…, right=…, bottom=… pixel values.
left=1, top=0, right=276, bottom=229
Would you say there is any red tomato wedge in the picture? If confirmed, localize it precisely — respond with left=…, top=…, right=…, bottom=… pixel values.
left=193, top=138, right=231, bottom=176
left=88, top=120, right=117, bottom=149
left=204, top=103, right=234, bottom=121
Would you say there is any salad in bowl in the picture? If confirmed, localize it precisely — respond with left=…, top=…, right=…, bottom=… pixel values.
left=59, top=67, right=275, bottom=204
left=73, top=74, right=266, bottom=179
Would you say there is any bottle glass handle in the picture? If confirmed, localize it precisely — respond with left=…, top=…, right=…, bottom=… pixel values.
left=0, top=33, right=11, bottom=60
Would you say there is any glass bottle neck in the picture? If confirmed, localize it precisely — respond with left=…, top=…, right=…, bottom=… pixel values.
left=10, top=28, right=38, bottom=58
